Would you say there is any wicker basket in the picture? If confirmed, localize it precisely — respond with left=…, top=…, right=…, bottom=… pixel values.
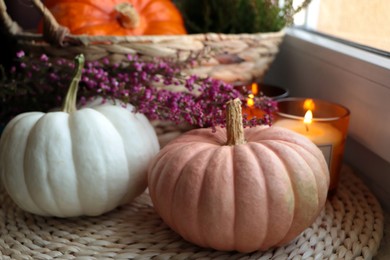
left=0, top=0, right=284, bottom=84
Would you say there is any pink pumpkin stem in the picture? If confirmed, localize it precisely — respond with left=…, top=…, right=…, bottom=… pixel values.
left=226, top=98, right=246, bottom=146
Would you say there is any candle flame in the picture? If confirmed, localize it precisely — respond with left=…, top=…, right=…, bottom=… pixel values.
left=251, top=83, right=259, bottom=96
left=304, top=110, right=313, bottom=132
left=247, top=93, right=255, bottom=107
left=303, top=99, right=315, bottom=132
left=246, top=83, right=259, bottom=107
left=304, top=110, right=313, bottom=124
left=303, top=99, right=315, bottom=111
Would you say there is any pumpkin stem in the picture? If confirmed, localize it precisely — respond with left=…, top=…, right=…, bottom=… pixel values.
left=115, top=3, right=140, bottom=29
left=62, top=54, right=85, bottom=113
left=226, top=98, right=246, bottom=146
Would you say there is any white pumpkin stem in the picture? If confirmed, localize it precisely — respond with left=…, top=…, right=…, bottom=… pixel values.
left=62, top=54, right=85, bottom=113
left=226, top=98, right=246, bottom=146
left=115, top=3, right=140, bottom=29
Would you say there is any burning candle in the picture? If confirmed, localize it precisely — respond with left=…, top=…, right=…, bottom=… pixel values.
left=240, top=83, right=289, bottom=119
left=242, top=83, right=264, bottom=119
left=273, top=98, right=350, bottom=194
left=234, top=82, right=289, bottom=100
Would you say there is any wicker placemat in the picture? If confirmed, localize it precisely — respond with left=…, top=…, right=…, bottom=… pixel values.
left=0, top=165, right=384, bottom=260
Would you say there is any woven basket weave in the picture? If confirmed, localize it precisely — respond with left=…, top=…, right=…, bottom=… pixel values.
left=0, top=0, right=284, bottom=84
left=0, top=165, right=384, bottom=259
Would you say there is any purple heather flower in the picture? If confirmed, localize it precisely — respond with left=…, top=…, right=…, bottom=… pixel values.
left=79, top=96, right=87, bottom=106
left=134, top=62, right=143, bottom=71
left=56, top=59, right=64, bottom=66
left=49, top=72, right=59, bottom=81
left=16, top=50, right=25, bottom=58
left=126, top=54, right=135, bottom=61
left=40, top=54, right=49, bottom=62
left=102, top=57, right=110, bottom=65
left=3, top=51, right=277, bottom=130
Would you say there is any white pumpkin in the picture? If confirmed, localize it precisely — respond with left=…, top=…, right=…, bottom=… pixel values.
left=0, top=54, right=160, bottom=217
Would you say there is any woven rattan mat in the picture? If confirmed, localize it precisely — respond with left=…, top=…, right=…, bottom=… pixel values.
left=0, top=165, right=384, bottom=260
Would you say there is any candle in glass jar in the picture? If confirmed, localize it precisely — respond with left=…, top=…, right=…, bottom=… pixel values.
left=273, top=98, right=350, bottom=195
left=241, top=82, right=289, bottom=119
left=273, top=116, right=343, bottom=167
left=242, top=83, right=264, bottom=119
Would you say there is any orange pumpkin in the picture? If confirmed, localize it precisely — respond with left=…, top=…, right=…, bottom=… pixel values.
left=43, top=0, right=186, bottom=35
left=148, top=99, right=329, bottom=252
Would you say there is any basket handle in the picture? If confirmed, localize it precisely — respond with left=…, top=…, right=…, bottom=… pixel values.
left=30, top=0, right=70, bottom=46
left=0, top=0, right=23, bottom=35
left=0, top=0, right=72, bottom=46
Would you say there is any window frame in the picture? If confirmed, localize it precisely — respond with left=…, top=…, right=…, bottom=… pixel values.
left=295, top=27, right=390, bottom=59
left=296, top=0, right=390, bottom=56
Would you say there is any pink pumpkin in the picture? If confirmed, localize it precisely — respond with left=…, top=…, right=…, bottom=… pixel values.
left=148, top=99, right=329, bottom=252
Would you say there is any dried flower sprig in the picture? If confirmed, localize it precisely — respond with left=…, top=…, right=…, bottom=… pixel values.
left=0, top=51, right=277, bottom=130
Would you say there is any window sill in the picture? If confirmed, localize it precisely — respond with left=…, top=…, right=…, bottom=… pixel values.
left=286, top=28, right=390, bottom=69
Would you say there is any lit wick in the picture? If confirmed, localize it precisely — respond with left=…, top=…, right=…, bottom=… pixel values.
left=303, top=110, right=313, bottom=132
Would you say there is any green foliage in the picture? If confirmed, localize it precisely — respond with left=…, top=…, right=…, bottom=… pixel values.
left=173, top=0, right=311, bottom=34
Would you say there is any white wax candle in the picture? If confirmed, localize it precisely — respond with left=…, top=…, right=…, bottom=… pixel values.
left=273, top=119, right=343, bottom=167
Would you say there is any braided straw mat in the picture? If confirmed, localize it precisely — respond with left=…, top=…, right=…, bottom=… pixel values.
left=0, top=165, right=383, bottom=260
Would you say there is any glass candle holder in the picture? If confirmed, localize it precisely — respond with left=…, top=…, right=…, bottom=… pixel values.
left=273, top=98, right=350, bottom=195
left=257, top=83, right=290, bottom=100
left=234, top=82, right=289, bottom=100
left=237, top=82, right=289, bottom=119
